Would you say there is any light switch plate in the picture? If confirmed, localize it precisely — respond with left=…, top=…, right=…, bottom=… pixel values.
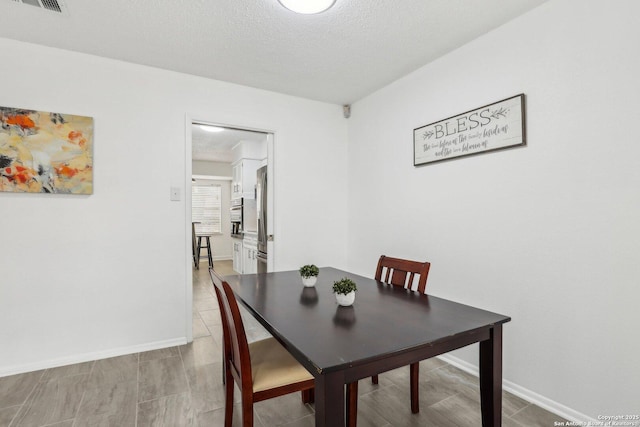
left=170, top=187, right=181, bottom=201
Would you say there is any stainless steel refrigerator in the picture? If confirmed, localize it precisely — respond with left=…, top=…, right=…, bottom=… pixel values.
left=256, top=165, right=268, bottom=273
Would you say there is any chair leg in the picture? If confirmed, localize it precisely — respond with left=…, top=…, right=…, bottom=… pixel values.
left=242, top=397, right=254, bottom=427
left=301, top=389, right=313, bottom=404
left=196, top=236, right=203, bottom=270
left=192, top=224, right=199, bottom=269
left=346, top=382, right=358, bottom=427
left=371, top=374, right=379, bottom=384
left=193, top=237, right=199, bottom=270
left=224, top=366, right=234, bottom=427
left=205, top=236, right=213, bottom=269
left=410, top=362, right=419, bottom=413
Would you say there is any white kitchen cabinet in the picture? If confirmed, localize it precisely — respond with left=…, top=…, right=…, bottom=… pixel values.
left=231, top=159, right=262, bottom=200
left=243, top=234, right=257, bottom=275
left=232, top=238, right=243, bottom=274
left=231, top=139, right=267, bottom=163
left=231, top=163, right=242, bottom=198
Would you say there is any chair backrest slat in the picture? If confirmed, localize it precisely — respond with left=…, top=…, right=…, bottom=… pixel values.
left=375, top=255, right=431, bottom=293
left=211, top=274, right=232, bottom=364
left=210, top=269, right=253, bottom=392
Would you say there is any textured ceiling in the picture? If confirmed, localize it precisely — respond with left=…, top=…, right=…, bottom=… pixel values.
left=0, top=0, right=547, bottom=105
left=192, top=125, right=267, bottom=163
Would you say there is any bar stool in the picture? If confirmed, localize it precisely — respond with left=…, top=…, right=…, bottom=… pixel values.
left=192, top=222, right=200, bottom=269
left=196, top=234, right=214, bottom=269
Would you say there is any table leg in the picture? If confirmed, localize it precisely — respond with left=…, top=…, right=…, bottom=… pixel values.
left=479, top=324, right=503, bottom=427
left=346, top=382, right=358, bottom=427
left=314, top=371, right=345, bottom=427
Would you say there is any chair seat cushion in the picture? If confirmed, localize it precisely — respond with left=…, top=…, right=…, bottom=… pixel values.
left=249, top=337, right=313, bottom=393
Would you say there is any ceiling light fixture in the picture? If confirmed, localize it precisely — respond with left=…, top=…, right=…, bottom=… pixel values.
left=277, top=0, right=336, bottom=14
left=199, top=125, right=225, bottom=133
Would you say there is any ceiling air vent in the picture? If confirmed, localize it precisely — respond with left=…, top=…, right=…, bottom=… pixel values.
left=10, top=0, right=68, bottom=14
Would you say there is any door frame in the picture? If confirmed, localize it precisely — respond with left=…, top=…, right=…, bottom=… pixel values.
left=185, top=115, right=276, bottom=342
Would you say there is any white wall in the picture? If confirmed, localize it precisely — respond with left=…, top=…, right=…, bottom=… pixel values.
left=0, top=37, right=348, bottom=375
left=347, top=0, right=640, bottom=420
left=192, top=160, right=232, bottom=177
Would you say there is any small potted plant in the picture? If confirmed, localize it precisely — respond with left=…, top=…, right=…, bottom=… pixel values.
left=299, top=264, right=319, bottom=287
left=332, top=277, right=358, bottom=306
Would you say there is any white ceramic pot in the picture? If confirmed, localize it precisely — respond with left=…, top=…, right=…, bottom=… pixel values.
left=302, top=276, right=317, bottom=287
left=335, top=291, right=356, bottom=306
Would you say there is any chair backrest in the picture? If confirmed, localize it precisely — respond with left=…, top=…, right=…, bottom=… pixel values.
left=375, top=255, right=431, bottom=293
left=209, top=269, right=232, bottom=365
left=209, top=269, right=253, bottom=392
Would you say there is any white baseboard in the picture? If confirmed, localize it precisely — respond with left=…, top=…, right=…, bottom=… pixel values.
left=0, top=337, right=187, bottom=378
left=436, top=354, right=597, bottom=424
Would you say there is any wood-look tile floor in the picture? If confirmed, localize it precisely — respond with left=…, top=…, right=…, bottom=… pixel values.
left=0, top=260, right=567, bottom=426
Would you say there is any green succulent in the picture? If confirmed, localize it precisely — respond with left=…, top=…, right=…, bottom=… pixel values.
left=299, top=264, right=319, bottom=278
left=332, top=278, right=357, bottom=295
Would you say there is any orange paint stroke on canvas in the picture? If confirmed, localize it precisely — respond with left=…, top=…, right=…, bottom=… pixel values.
left=56, top=165, right=78, bottom=178
left=6, top=115, right=36, bottom=129
left=68, top=130, right=87, bottom=147
left=3, top=165, right=35, bottom=184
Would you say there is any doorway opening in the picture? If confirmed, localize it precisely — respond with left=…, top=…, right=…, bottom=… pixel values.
left=185, top=118, right=275, bottom=340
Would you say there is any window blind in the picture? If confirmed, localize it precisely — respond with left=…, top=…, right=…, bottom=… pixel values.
left=192, top=184, right=222, bottom=235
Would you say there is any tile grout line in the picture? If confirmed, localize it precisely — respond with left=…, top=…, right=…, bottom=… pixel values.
left=69, top=362, right=96, bottom=427
left=8, top=369, right=47, bottom=427
left=7, top=405, right=20, bottom=427
left=7, top=369, right=46, bottom=427
left=135, top=352, right=140, bottom=427
left=41, top=419, right=75, bottom=427
left=425, top=389, right=467, bottom=410
left=176, top=340, right=197, bottom=425
left=507, top=402, right=533, bottom=419
left=504, top=412, right=529, bottom=427
left=136, top=391, right=187, bottom=406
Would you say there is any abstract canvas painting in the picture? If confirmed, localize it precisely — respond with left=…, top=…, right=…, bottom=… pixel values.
left=0, top=106, right=93, bottom=194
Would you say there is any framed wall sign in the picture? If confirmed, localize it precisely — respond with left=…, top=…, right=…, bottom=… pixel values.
left=414, top=94, right=526, bottom=166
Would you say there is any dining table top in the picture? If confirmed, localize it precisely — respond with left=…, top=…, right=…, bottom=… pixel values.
left=223, top=266, right=511, bottom=375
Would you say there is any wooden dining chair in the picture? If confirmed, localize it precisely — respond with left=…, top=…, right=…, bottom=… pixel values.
left=209, top=269, right=315, bottom=427
left=347, top=255, right=431, bottom=426
left=375, top=254, right=431, bottom=294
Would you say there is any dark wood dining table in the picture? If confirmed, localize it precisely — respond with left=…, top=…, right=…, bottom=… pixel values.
left=224, top=267, right=511, bottom=426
